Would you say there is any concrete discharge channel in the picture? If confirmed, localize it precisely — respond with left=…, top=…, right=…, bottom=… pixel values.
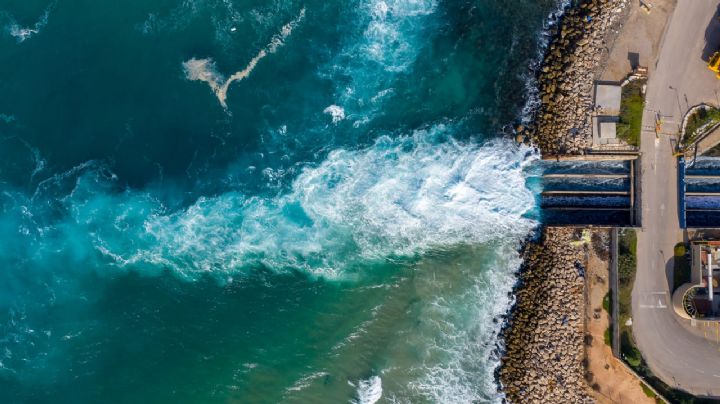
left=538, top=158, right=639, bottom=226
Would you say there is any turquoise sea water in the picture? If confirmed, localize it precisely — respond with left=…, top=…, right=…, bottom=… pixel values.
left=0, top=0, right=561, bottom=402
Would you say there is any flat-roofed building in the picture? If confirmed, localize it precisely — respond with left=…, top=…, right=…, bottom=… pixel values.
left=592, top=116, right=619, bottom=145
left=591, top=82, right=623, bottom=147
left=594, top=83, right=622, bottom=116
left=673, top=242, right=720, bottom=320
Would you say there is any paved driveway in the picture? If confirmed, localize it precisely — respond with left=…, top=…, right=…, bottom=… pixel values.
left=647, top=0, right=720, bottom=133
left=633, top=0, right=720, bottom=398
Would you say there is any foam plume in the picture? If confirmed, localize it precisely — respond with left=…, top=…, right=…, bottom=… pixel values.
left=4, top=1, right=55, bottom=43
left=183, top=8, right=305, bottom=108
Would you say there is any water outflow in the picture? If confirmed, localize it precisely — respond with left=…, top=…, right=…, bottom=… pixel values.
left=0, top=127, right=538, bottom=281
left=0, top=0, right=565, bottom=402
left=530, top=160, right=636, bottom=226
left=0, top=126, right=540, bottom=403
left=686, top=157, right=720, bottom=227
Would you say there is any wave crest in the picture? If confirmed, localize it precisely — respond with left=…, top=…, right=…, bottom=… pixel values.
left=352, top=376, right=382, bottom=404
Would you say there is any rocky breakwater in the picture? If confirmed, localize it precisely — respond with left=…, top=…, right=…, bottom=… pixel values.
left=522, top=0, right=627, bottom=156
left=500, top=228, right=591, bottom=403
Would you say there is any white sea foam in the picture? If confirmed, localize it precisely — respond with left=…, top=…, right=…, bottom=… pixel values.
left=353, top=376, right=383, bottom=404
left=4, top=2, right=55, bottom=43
left=183, top=8, right=305, bottom=108
left=285, top=371, right=330, bottom=393
left=31, top=124, right=538, bottom=281
left=520, top=0, right=572, bottom=123
left=137, top=0, right=201, bottom=34
left=361, top=0, right=436, bottom=70
left=326, top=0, right=437, bottom=127
left=323, top=105, right=346, bottom=124
left=406, top=251, right=522, bottom=403
left=14, top=138, right=47, bottom=180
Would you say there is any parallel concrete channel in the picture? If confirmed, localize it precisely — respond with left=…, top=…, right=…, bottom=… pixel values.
left=683, top=157, right=720, bottom=227
left=539, top=158, right=639, bottom=227
left=536, top=157, right=658, bottom=395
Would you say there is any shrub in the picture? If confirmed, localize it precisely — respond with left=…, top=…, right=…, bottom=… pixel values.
left=674, top=244, right=686, bottom=257
left=604, top=327, right=611, bottom=346
left=683, top=107, right=720, bottom=146
left=640, top=382, right=657, bottom=398
left=617, top=79, right=645, bottom=147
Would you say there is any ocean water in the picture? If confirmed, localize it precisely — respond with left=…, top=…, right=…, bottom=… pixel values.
left=0, top=0, right=561, bottom=402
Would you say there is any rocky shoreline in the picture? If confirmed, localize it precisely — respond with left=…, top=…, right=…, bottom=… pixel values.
left=500, top=0, right=630, bottom=402
left=500, top=228, right=591, bottom=402
left=518, top=0, right=628, bottom=157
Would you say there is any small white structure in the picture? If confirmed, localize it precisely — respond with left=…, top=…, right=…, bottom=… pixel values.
left=592, top=116, right=619, bottom=145
left=599, top=121, right=617, bottom=140
left=594, top=83, right=622, bottom=115
left=591, top=82, right=623, bottom=146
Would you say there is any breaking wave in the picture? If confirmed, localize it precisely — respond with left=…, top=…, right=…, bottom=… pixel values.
left=324, top=105, right=346, bottom=123
left=407, top=250, right=523, bottom=402
left=183, top=8, right=305, bottom=108
left=352, top=376, right=382, bottom=404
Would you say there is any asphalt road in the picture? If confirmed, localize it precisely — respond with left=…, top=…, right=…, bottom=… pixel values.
left=633, top=0, right=720, bottom=397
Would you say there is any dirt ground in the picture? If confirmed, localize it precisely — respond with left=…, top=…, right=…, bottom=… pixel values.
left=584, top=230, right=655, bottom=404
left=601, top=0, right=677, bottom=81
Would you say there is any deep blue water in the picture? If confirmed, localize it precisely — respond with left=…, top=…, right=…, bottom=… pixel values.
left=0, top=0, right=564, bottom=402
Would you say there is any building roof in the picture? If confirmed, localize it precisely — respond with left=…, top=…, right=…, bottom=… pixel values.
left=594, top=83, right=622, bottom=115
left=592, top=116, right=619, bottom=145
left=599, top=121, right=617, bottom=139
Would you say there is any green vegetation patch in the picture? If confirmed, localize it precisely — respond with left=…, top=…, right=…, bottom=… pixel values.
left=683, top=107, right=720, bottom=146
left=640, top=382, right=656, bottom=398
left=602, top=292, right=610, bottom=313
left=604, top=327, right=611, bottom=347
left=617, top=79, right=645, bottom=147
left=618, top=229, right=638, bottom=365
left=673, top=242, right=691, bottom=291
left=602, top=290, right=612, bottom=348
left=674, top=244, right=686, bottom=256
left=618, top=229, right=636, bottom=329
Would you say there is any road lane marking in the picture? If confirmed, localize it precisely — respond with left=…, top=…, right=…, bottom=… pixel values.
left=639, top=303, right=667, bottom=309
left=639, top=292, right=668, bottom=308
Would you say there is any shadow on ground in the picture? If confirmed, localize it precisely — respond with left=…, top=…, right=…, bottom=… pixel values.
left=664, top=256, right=674, bottom=294
left=702, top=5, right=720, bottom=61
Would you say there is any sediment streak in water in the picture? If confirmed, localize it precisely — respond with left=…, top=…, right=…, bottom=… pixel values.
left=182, top=8, right=305, bottom=108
